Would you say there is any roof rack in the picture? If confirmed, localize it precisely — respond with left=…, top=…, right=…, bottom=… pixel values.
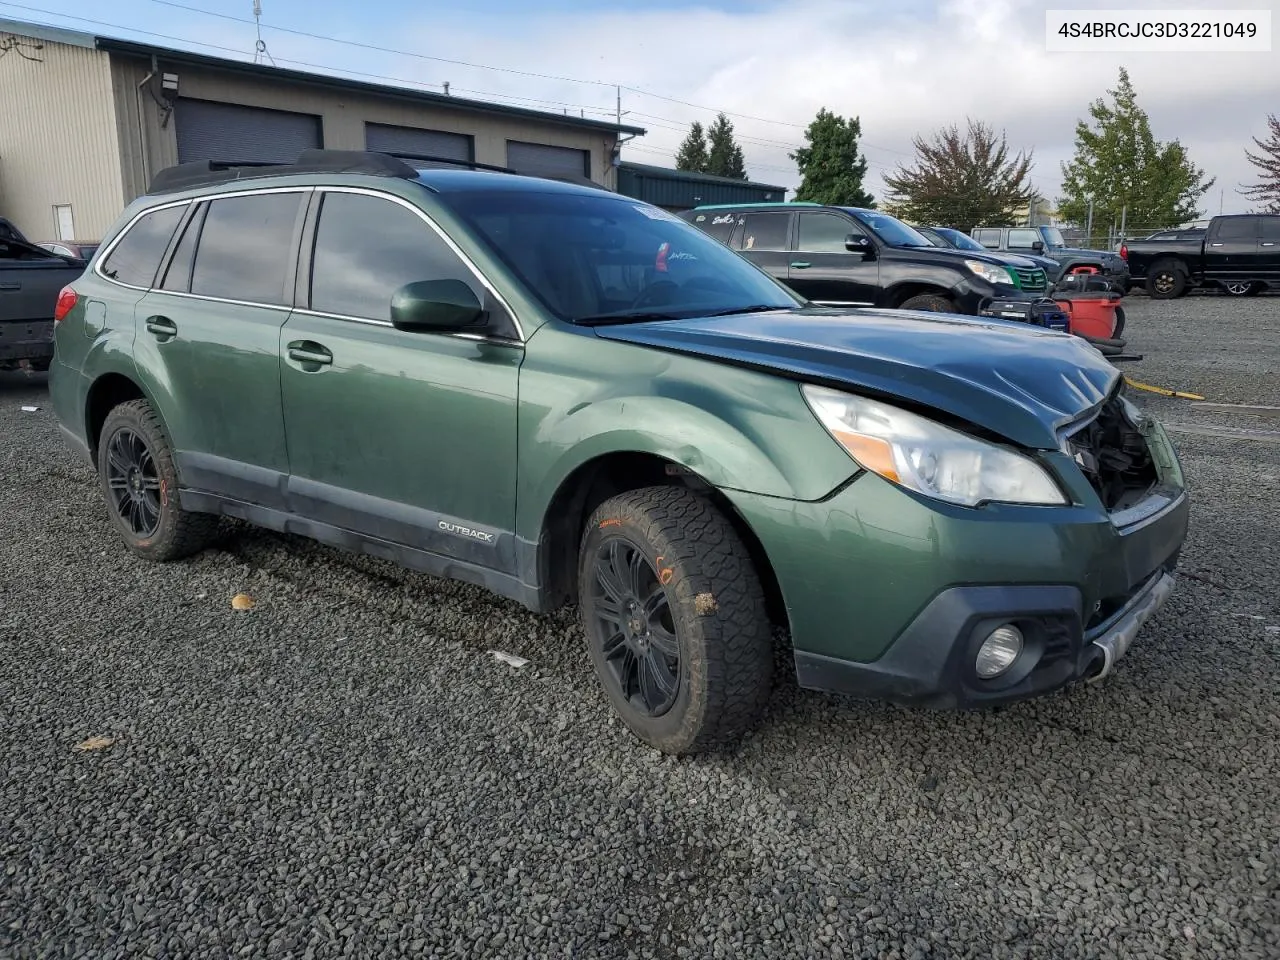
left=382, top=151, right=516, bottom=174
left=147, top=149, right=420, bottom=194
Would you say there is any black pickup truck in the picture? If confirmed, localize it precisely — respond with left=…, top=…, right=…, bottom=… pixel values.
left=1, top=221, right=87, bottom=371
left=1121, top=214, right=1280, bottom=298
left=679, top=203, right=1049, bottom=315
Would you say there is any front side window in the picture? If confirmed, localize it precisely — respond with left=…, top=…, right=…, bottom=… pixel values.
left=439, top=191, right=800, bottom=323
left=848, top=210, right=931, bottom=248
left=797, top=213, right=861, bottom=253
left=309, top=191, right=484, bottom=322
left=99, top=204, right=186, bottom=288
left=1260, top=217, right=1280, bottom=241
left=191, top=192, right=303, bottom=305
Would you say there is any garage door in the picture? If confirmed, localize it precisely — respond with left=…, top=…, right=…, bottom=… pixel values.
left=506, top=141, right=591, bottom=181
left=365, top=123, right=473, bottom=169
left=174, top=98, right=322, bottom=165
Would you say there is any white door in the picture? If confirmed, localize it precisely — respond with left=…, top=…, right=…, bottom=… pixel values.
left=54, top=204, right=75, bottom=241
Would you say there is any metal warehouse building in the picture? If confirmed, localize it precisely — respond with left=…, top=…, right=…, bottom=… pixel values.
left=616, top=161, right=787, bottom=212
left=0, top=18, right=646, bottom=243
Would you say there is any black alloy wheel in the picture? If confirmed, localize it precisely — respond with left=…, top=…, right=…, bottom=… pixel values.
left=587, top=537, right=681, bottom=717
left=104, top=426, right=162, bottom=538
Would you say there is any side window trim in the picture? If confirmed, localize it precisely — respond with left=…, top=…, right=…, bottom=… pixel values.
left=156, top=202, right=206, bottom=293
left=93, top=198, right=192, bottom=291
left=296, top=186, right=524, bottom=342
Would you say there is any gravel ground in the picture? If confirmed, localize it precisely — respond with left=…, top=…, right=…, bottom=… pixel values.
left=1, top=295, right=1277, bottom=959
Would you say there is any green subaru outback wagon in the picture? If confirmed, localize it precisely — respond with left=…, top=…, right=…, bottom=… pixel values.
left=49, top=150, right=1188, bottom=755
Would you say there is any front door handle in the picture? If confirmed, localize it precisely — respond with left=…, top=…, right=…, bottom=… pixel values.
left=790, top=261, right=812, bottom=269
left=145, top=315, right=177, bottom=340
left=1262, top=242, right=1276, bottom=247
left=1210, top=242, right=1224, bottom=247
left=0, top=281, right=20, bottom=291
left=287, top=341, right=333, bottom=366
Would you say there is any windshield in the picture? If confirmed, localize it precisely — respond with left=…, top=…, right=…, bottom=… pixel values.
left=1040, top=227, right=1067, bottom=248
left=845, top=209, right=933, bottom=248
left=936, top=228, right=987, bottom=251
left=438, top=190, right=801, bottom=323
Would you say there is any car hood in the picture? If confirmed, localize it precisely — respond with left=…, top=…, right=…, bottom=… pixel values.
left=593, top=307, right=1120, bottom=449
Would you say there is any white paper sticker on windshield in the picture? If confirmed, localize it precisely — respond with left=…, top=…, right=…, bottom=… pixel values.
left=633, top=204, right=680, bottom=222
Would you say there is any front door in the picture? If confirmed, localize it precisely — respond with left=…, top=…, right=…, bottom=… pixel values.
left=278, top=188, right=522, bottom=572
left=1256, top=216, right=1280, bottom=282
left=1203, top=216, right=1260, bottom=283
left=132, top=189, right=307, bottom=508
left=787, top=211, right=879, bottom=306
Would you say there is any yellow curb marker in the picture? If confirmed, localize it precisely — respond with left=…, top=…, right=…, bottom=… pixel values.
left=1124, top=377, right=1205, bottom=401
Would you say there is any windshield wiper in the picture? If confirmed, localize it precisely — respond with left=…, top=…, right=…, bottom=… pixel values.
left=574, top=311, right=688, bottom=326
left=701, top=304, right=788, bottom=318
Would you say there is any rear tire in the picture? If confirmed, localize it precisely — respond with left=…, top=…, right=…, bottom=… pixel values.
left=97, top=399, right=220, bottom=562
left=1222, top=280, right=1260, bottom=297
left=1146, top=259, right=1186, bottom=299
left=578, top=485, right=773, bottom=755
left=898, top=293, right=956, bottom=313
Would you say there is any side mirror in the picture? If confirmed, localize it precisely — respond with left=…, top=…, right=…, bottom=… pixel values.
left=390, top=279, right=485, bottom=332
left=845, top=234, right=872, bottom=253
left=1031, top=240, right=1045, bottom=252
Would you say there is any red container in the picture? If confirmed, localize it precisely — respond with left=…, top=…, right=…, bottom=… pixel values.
left=1052, top=292, right=1123, bottom=340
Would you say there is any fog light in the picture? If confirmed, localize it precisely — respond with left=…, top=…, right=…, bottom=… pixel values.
left=975, top=625, right=1023, bottom=679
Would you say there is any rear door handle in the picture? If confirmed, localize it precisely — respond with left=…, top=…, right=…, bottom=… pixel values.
left=145, top=315, right=177, bottom=339
left=790, top=261, right=812, bottom=269
left=287, top=341, right=332, bottom=366
left=1262, top=242, right=1276, bottom=247
left=1210, top=242, right=1224, bottom=247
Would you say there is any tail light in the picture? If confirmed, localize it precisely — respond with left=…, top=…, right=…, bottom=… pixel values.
left=53, top=286, right=77, bottom=323
left=1119, top=243, right=1128, bottom=261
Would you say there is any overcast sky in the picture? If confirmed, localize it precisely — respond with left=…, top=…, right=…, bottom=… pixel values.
left=5, top=0, right=1277, bottom=220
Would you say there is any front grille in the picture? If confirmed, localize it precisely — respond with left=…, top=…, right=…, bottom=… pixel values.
left=1063, top=395, right=1159, bottom=512
left=1013, top=266, right=1048, bottom=292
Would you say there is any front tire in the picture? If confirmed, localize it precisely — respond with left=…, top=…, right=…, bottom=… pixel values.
left=899, top=293, right=955, bottom=313
left=97, top=399, right=220, bottom=561
left=578, top=486, right=773, bottom=755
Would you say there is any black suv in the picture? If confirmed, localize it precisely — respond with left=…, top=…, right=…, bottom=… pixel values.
left=680, top=203, right=1048, bottom=315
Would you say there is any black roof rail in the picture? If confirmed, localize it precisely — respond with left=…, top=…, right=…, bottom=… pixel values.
left=146, top=149, right=420, bottom=195
left=383, top=151, right=516, bottom=174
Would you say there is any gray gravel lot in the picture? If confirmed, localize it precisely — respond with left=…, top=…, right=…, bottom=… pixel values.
left=1, top=295, right=1277, bottom=959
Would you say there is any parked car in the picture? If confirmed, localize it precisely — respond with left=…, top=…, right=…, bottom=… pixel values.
left=1, top=232, right=87, bottom=372
left=50, top=150, right=1189, bottom=755
left=37, top=240, right=100, bottom=261
left=915, top=225, right=1062, bottom=277
left=1121, top=214, right=1280, bottom=298
left=680, top=203, right=1050, bottom=313
left=971, top=225, right=1129, bottom=289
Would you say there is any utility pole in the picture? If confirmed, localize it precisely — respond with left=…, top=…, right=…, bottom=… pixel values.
left=616, top=84, right=621, bottom=129
left=1085, top=199, right=1094, bottom=246
left=1119, top=205, right=1127, bottom=240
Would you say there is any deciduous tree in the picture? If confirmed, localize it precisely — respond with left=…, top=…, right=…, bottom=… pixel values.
left=882, top=119, right=1035, bottom=229
left=1058, top=67, right=1214, bottom=229
left=1240, top=113, right=1280, bottom=213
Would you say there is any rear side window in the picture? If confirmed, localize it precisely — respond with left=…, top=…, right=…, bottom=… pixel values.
left=308, top=191, right=483, bottom=322
left=191, top=192, right=304, bottom=305
left=973, top=228, right=1000, bottom=248
left=691, top=212, right=741, bottom=245
left=1213, top=217, right=1258, bottom=241
left=738, top=213, right=789, bottom=251
left=98, top=204, right=186, bottom=288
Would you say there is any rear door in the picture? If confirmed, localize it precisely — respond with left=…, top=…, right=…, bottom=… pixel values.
left=787, top=210, right=878, bottom=306
left=732, top=212, right=792, bottom=286
left=132, top=188, right=307, bottom=508
left=1203, top=216, right=1259, bottom=282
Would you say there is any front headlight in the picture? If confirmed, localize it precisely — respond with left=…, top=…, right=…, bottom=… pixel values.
left=964, top=259, right=1015, bottom=285
left=801, top=385, right=1067, bottom=507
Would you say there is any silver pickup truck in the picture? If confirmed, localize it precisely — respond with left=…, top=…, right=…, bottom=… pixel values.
left=1, top=218, right=87, bottom=372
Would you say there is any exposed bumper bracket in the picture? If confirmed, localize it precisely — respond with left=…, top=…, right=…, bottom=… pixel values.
left=1086, top=572, right=1177, bottom=683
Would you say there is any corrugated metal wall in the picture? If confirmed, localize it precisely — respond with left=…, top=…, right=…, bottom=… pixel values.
left=0, top=30, right=125, bottom=241
left=616, top=165, right=784, bottom=211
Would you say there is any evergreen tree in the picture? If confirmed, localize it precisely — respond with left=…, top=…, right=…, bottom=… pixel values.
left=1241, top=113, right=1280, bottom=213
left=1058, top=67, right=1214, bottom=229
left=674, top=121, right=710, bottom=173
left=882, top=119, right=1035, bottom=229
left=790, top=108, right=874, bottom=207
left=706, top=113, right=747, bottom=179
